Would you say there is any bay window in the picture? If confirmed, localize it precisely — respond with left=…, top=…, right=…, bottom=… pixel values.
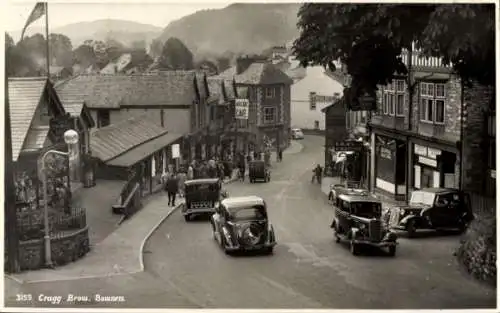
left=382, top=79, right=405, bottom=116
left=263, top=107, right=276, bottom=124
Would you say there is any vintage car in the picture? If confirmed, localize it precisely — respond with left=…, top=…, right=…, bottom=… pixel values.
left=210, top=196, right=277, bottom=254
left=386, top=188, right=474, bottom=237
left=327, top=180, right=366, bottom=202
left=291, top=128, right=304, bottom=140
left=181, top=178, right=228, bottom=222
left=330, top=191, right=398, bottom=256
left=249, top=160, right=271, bottom=183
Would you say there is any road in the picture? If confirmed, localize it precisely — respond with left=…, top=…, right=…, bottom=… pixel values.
left=5, top=135, right=495, bottom=309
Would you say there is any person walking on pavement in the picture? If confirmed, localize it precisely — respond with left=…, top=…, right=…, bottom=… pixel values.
left=165, top=173, right=179, bottom=206
left=187, top=163, right=194, bottom=181
left=277, top=148, right=283, bottom=162
left=312, top=164, right=323, bottom=184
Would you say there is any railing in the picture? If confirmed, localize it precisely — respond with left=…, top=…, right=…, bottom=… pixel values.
left=122, top=183, right=142, bottom=219
left=17, top=207, right=87, bottom=241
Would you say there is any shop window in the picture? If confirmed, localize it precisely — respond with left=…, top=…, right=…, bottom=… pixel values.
left=420, top=82, right=446, bottom=124
left=421, top=167, right=434, bottom=189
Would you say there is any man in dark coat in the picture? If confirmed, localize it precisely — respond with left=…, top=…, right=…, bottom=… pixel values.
left=165, top=173, right=179, bottom=206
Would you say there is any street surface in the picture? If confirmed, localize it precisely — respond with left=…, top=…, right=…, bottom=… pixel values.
left=5, top=135, right=496, bottom=309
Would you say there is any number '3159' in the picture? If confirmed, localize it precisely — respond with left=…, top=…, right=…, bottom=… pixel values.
left=16, top=294, right=32, bottom=301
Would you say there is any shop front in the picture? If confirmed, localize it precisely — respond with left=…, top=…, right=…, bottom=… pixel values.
left=412, top=143, right=458, bottom=190
left=374, top=135, right=407, bottom=199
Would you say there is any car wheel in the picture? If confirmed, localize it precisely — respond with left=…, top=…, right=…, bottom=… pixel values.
left=334, top=233, right=341, bottom=243
left=328, top=192, right=333, bottom=202
left=388, top=245, right=396, bottom=257
left=406, top=219, right=416, bottom=238
left=184, top=214, right=191, bottom=222
left=264, top=247, right=274, bottom=255
left=350, top=240, right=359, bottom=255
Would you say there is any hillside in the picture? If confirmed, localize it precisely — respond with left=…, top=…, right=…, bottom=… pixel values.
left=157, top=3, right=301, bottom=59
left=10, top=19, right=162, bottom=48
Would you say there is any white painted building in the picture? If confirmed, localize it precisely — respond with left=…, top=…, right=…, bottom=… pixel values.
left=290, top=65, right=344, bottom=130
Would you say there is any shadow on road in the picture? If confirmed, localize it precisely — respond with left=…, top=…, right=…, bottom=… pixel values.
left=394, top=229, right=464, bottom=239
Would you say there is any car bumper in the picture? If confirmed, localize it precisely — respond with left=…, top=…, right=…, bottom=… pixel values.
left=352, top=240, right=397, bottom=248
left=182, top=208, right=215, bottom=216
left=225, top=242, right=277, bottom=252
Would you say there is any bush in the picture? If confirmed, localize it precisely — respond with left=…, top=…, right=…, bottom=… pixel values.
left=456, top=212, right=496, bottom=286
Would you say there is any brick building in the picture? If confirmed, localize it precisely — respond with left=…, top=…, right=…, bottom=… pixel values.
left=368, top=50, right=495, bottom=210
left=218, top=57, right=293, bottom=152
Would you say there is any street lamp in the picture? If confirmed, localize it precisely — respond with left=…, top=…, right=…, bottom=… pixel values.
left=41, top=129, right=79, bottom=268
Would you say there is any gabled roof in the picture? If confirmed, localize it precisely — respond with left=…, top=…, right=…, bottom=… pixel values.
left=54, top=84, right=95, bottom=128
left=8, top=77, right=48, bottom=161
left=90, top=114, right=168, bottom=162
left=22, top=126, right=50, bottom=152
left=55, top=72, right=199, bottom=109
left=218, top=62, right=293, bottom=85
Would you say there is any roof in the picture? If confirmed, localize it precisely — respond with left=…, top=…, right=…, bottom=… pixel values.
left=106, top=131, right=182, bottom=167
left=218, top=62, right=293, bottom=85
left=185, top=178, right=221, bottom=186
left=338, top=193, right=381, bottom=203
left=55, top=72, right=198, bottom=109
left=321, top=97, right=344, bottom=113
left=90, top=114, right=168, bottom=162
left=8, top=77, right=48, bottom=161
left=416, top=187, right=459, bottom=194
left=22, top=126, right=50, bottom=151
left=206, top=77, right=227, bottom=105
left=54, top=82, right=88, bottom=117
left=221, top=196, right=265, bottom=209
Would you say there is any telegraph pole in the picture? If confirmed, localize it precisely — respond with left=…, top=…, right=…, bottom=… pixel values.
left=4, top=77, right=20, bottom=273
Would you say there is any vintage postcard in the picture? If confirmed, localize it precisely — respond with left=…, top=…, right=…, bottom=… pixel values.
left=2, top=0, right=497, bottom=310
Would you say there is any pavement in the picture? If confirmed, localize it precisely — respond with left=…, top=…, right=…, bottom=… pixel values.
left=4, top=137, right=495, bottom=309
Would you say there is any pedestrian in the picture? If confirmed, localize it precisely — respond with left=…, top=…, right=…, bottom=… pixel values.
left=278, top=149, right=283, bottom=162
left=218, top=161, right=225, bottom=181
left=187, top=164, right=194, bottom=180
left=165, top=173, right=179, bottom=206
left=177, top=169, right=187, bottom=198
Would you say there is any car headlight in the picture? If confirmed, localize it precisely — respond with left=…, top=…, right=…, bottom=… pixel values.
left=399, top=208, right=406, bottom=215
left=359, top=224, right=366, bottom=230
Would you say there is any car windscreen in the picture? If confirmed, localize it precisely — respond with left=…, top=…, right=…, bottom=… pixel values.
left=186, top=183, right=219, bottom=193
left=350, top=201, right=381, bottom=218
left=410, top=191, right=435, bottom=206
left=228, top=205, right=267, bottom=221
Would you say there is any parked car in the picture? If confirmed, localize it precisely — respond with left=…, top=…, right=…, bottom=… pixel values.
left=330, top=192, right=398, bottom=256
left=386, top=188, right=474, bottom=237
left=249, top=160, right=271, bottom=183
left=327, top=180, right=366, bottom=202
left=291, top=128, right=304, bottom=140
left=210, top=196, right=276, bottom=254
left=181, top=178, right=228, bottom=222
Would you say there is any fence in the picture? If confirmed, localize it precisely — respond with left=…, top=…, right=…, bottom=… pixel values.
left=17, top=207, right=87, bottom=241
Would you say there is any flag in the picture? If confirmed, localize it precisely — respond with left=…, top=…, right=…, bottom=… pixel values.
left=20, top=2, right=46, bottom=40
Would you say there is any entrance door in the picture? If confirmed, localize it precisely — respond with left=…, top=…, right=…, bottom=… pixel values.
left=421, top=167, right=434, bottom=189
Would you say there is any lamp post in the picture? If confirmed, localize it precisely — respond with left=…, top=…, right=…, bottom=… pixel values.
left=41, top=129, right=79, bottom=268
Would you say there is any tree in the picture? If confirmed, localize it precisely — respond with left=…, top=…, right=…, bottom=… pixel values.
left=149, top=38, right=163, bottom=59
left=72, top=44, right=97, bottom=68
left=293, top=3, right=495, bottom=94
left=159, top=37, right=194, bottom=70
left=105, top=38, right=125, bottom=62
left=49, top=33, right=73, bottom=67
left=5, top=33, right=37, bottom=77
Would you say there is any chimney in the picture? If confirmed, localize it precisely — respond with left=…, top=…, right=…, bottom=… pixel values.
left=236, top=55, right=255, bottom=75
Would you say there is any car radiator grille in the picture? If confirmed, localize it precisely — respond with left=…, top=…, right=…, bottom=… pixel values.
left=190, top=201, right=213, bottom=209
left=369, top=219, right=383, bottom=241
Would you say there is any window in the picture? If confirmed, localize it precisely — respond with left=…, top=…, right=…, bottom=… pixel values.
left=309, top=92, right=317, bottom=110
left=420, top=82, right=446, bottom=124
left=266, top=87, right=275, bottom=98
left=263, top=107, right=276, bottom=123
left=314, top=120, right=320, bottom=129
left=382, top=79, right=405, bottom=117
left=97, top=110, right=110, bottom=128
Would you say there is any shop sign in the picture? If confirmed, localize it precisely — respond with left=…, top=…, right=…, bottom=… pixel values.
left=235, top=98, right=249, bottom=120
left=171, top=144, right=180, bottom=159
left=418, top=156, right=437, bottom=168
left=414, top=144, right=427, bottom=156
left=334, top=140, right=363, bottom=152
left=427, top=148, right=441, bottom=159
left=380, top=147, right=392, bottom=160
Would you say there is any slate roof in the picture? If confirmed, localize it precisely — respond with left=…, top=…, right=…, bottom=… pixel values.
left=90, top=114, right=168, bottom=163
left=55, top=82, right=88, bottom=117
left=223, top=79, right=237, bottom=100
left=8, top=77, right=48, bottom=161
left=55, top=72, right=198, bottom=109
left=218, top=62, right=293, bottom=85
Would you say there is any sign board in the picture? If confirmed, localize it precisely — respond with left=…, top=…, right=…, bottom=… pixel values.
left=171, top=144, right=180, bottom=159
left=235, top=98, right=249, bottom=120
left=334, top=140, right=363, bottom=152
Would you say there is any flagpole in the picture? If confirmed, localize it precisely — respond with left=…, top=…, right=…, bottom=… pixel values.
left=45, top=2, right=50, bottom=78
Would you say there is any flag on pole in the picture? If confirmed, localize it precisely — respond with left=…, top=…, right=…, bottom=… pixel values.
left=20, top=2, right=46, bottom=40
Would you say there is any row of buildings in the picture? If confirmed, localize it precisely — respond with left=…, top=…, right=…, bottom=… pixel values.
left=322, top=49, right=495, bottom=212
left=9, top=56, right=295, bottom=205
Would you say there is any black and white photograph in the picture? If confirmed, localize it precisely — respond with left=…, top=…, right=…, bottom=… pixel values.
left=2, top=0, right=497, bottom=310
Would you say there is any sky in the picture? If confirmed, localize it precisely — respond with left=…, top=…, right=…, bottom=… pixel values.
left=4, top=1, right=230, bottom=41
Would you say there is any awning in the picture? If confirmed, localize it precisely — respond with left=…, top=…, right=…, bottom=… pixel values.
left=106, top=132, right=183, bottom=167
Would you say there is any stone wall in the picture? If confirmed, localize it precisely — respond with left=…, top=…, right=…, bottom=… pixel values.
left=17, top=227, right=90, bottom=271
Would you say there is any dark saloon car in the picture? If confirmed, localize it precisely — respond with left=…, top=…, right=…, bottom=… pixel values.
left=331, top=192, right=398, bottom=256
left=386, top=188, right=474, bottom=237
left=210, top=196, right=276, bottom=254
left=181, top=178, right=228, bottom=222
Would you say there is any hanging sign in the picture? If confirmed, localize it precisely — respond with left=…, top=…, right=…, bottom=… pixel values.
left=235, top=99, right=249, bottom=120
left=171, top=144, right=180, bottom=159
